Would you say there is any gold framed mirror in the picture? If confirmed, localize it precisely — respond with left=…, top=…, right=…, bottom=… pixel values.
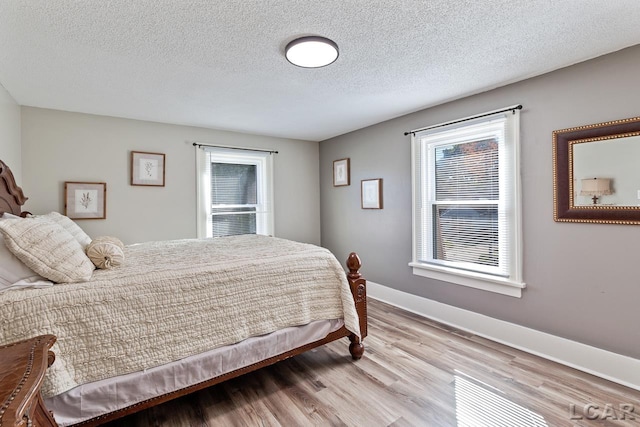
left=553, top=116, right=640, bottom=224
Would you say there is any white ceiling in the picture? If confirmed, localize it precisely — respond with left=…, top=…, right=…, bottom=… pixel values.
left=1, top=1, right=640, bottom=142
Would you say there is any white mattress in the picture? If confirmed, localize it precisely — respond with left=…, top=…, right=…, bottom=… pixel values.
left=45, top=319, right=344, bottom=426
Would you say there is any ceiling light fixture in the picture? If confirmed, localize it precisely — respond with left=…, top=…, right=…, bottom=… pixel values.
left=285, top=36, right=339, bottom=68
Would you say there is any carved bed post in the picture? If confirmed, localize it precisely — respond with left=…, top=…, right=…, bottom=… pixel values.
left=0, top=159, right=29, bottom=216
left=346, top=252, right=367, bottom=360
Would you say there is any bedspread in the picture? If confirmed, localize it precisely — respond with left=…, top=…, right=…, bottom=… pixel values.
left=0, top=235, right=359, bottom=398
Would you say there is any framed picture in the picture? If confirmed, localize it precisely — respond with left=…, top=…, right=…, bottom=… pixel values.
left=65, top=182, right=107, bottom=219
left=131, top=151, right=165, bottom=186
left=333, top=158, right=350, bottom=187
left=361, top=179, right=383, bottom=209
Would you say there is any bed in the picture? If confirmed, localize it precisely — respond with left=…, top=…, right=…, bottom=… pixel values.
left=0, top=159, right=367, bottom=426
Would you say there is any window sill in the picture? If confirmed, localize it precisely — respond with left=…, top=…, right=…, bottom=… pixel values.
left=409, top=262, right=525, bottom=298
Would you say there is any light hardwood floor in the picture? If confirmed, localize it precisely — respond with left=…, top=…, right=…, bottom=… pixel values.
left=105, top=299, right=640, bottom=426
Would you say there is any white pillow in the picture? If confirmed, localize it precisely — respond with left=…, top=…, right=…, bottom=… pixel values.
left=1, top=212, right=21, bottom=219
left=0, top=233, right=53, bottom=292
left=0, top=217, right=95, bottom=283
left=39, top=211, right=92, bottom=250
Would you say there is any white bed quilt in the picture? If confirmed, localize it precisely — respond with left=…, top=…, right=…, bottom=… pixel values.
left=0, top=235, right=360, bottom=398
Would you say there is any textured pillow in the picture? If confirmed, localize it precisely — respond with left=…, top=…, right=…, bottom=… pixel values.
left=39, top=211, right=92, bottom=250
left=86, top=237, right=125, bottom=269
left=0, top=217, right=95, bottom=283
left=0, top=231, right=53, bottom=292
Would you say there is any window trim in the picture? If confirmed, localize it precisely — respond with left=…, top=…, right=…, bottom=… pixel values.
left=196, top=147, right=274, bottom=238
left=410, top=107, right=525, bottom=297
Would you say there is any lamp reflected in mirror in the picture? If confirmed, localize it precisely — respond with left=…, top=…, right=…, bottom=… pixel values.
left=580, top=177, right=612, bottom=205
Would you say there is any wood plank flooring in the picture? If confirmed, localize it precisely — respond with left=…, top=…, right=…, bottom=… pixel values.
left=104, top=299, right=640, bottom=426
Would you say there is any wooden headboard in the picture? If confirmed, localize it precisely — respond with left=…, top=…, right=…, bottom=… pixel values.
left=0, top=159, right=28, bottom=216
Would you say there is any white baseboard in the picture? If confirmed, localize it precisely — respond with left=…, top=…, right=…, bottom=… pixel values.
left=367, top=281, right=640, bottom=392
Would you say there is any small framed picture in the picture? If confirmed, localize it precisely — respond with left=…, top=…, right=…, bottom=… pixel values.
left=131, top=151, right=165, bottom=186
left=361, top=179, right=383, bottom=209
left=65, top=182, right=107, bottom=219
left=333, top=158, right=350, bottom=187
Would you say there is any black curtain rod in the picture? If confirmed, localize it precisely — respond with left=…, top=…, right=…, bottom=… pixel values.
left=404, top=104, right=523, bottom=136
left=192, top=142, right=278, bottom=154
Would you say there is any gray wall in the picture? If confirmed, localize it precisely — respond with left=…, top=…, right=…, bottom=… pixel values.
left=0, top=84, right=21, bottom=183
left=21, top=107, right=321, bottom=245
left=320, top=44, right=640, bottom=359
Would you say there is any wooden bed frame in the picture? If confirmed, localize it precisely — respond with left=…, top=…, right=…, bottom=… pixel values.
left=0, top=159, right=367, bottom=426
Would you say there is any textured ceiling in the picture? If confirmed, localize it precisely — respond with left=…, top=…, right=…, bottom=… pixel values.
left=1, top=1, right=640, bottom=142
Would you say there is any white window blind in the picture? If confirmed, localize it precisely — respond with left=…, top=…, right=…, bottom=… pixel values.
left=196, top=147, right=274, bottom=238
left=410, top=107, right=524, bottom=296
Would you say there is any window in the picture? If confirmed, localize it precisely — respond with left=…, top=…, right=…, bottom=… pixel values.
left=410, top=107, right=524, bottom=297
left=196, top=147, right=274, bottom=238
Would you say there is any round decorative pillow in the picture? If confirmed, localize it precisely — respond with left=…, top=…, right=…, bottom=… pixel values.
left=91, top=235, right=125, bottom=250
left=86, top=237, right=125, bottom=269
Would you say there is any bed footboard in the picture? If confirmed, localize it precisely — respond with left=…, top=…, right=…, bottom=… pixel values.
left=346, top=252, right=367, bottom=360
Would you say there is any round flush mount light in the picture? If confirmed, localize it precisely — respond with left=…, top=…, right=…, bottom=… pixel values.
left=285, top=36, right=339, bottom=68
